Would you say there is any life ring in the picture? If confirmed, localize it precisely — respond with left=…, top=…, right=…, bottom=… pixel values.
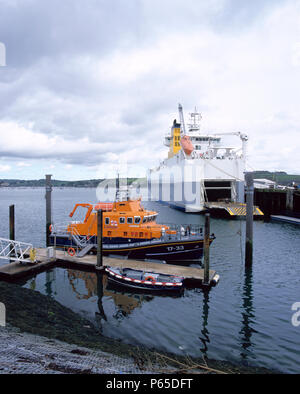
left=145, top=276, right=155, bottom=282
left=49, top=224, right=53, bottom=233
left=67, top=247, right=76, bottom=257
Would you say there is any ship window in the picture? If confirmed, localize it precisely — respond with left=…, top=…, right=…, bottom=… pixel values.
left=139, top=232, right=143, bottom=237
left=142, top=216, right=147, bottom=223
left=119, top=217, right=125, bottom=224
left=124, top=232, right=127, bottom=236
left=105, top=217, right=110, bottom=225
left=134, top=216, right=141, bottom=224
left=127, top=217, right=133, bottom=224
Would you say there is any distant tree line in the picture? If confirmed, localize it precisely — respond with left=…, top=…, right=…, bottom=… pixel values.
left=0, top=177, right=146, bottom=187
left=0, top=172, right=298, bottom=187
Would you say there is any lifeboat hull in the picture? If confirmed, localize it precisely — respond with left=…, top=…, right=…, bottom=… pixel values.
left=49, top=234, right=214, bottom=263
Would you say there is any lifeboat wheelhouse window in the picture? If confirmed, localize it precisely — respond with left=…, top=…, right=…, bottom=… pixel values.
left=134, top=216, right=141, bottom=224
left=105, top=217, right=110, bottom=225
left=119, top=217, right=125, bottom=224
left=127, top=217, right=133, bottom=224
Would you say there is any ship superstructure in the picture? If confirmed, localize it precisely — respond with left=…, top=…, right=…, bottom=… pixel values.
left=147, top=104, right=250, bottom=213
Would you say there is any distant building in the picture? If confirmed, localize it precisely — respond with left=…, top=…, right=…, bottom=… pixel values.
left=254, top=178, right=277, bottom=189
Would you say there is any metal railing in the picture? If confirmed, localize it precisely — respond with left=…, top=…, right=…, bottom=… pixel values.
left=0, top=237, right=36, bottom=264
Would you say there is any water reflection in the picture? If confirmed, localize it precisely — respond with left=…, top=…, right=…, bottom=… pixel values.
left=96, top=271, right=107, bottom=327
left=45, top=270, right=56, bottom=298
left=199, top=289, right=210, bottom=357
left=67, top=270, right=98, bottom=299
left=239, top=266, right=257, bottom=361
left=64, top=269, right=165, bottom=319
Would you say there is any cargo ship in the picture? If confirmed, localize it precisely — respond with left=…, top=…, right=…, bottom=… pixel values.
left=147, top=104, right=253, bottom=214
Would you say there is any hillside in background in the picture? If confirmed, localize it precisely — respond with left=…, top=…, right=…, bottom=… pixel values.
left=0, top=177, right=145, bottom=187
left=0, top=172, right=299, bottom=187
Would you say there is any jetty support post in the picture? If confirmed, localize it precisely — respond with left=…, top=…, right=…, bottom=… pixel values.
left=45, top=175, right=52, bottom=247
left=203, top=213, right=210, bottom=285
left=9, top=204, right=15, bottom=262
left=9, top=204, right=15, bottom=241
left=96, top=209, right=103, bottom=269
left=245, top=172, right=254, bottom=267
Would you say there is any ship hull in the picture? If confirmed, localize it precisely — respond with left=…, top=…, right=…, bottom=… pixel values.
left=50, top=234, right=213, bottom=262
left=147, top=156, right=245, bottom=213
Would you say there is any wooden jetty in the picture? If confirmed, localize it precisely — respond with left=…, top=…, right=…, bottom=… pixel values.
left=0, top=248, right=217, bottom=287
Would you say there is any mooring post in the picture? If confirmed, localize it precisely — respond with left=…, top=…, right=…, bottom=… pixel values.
left=9, top=204, right=15, bottom=262
left=96, top=209, right=103, bottom=268
left=245, top=172, right=254, bottom=267
left=203, top=213, right=210, bottom=285
left=45, top=174, right=52, bottom=247
left=9, top=205, right=15, bottom=241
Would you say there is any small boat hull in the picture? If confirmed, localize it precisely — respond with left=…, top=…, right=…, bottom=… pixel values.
left=105, top=267, right=184, bottom=292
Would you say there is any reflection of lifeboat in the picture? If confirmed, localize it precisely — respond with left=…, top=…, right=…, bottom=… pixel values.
left=180, top=135, right=194, bottom=155
left=50, top=196, right=215, bottom=262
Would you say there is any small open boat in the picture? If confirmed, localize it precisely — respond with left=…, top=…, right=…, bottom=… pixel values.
left=105, top=267, right=184, bottom=292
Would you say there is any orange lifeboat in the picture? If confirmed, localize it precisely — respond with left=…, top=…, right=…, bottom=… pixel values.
left=180, top=135, right=194, bottom=155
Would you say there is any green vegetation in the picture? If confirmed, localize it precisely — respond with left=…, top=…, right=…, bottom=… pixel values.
left=0, top=177, right=146, bottom=187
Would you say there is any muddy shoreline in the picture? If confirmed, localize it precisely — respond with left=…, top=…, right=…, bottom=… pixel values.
left=0, top=281, right=278, bottom=374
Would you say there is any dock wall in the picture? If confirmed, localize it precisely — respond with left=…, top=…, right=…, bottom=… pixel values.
left=254, top=189, right=300, bottom=218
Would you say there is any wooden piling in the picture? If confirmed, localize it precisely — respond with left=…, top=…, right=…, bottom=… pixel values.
left=203, top=213, right=210, bottom=284
left=9, top=205, right=15, bottom=241
left=45, top=175, right=52, bottom=247
left=9, top=204, right=15, bottom=262
left=96, top=209, right=103, bottom=268
left=245, top=172, right=254, bottom=267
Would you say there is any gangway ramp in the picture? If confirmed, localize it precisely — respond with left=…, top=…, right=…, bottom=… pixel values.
left=0, top=237, right=36, bottom=264
left=204, top=202, right=264, bottom=217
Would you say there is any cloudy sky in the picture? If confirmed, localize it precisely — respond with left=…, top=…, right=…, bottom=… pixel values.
left=0, top=0, right=299, bottom=180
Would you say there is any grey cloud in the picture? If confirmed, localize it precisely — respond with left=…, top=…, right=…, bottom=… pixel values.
left=0, top=0, right=296, bottom=172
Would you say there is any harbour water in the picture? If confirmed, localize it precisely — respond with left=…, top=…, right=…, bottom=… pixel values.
left=0, top=187, right=299, bottom=373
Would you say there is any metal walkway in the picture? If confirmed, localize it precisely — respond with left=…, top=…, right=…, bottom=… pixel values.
left=0, top=237, right=36, bottom=264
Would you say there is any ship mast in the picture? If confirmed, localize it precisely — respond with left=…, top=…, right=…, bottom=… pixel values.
left=178, top=103, right=186, bottom=136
